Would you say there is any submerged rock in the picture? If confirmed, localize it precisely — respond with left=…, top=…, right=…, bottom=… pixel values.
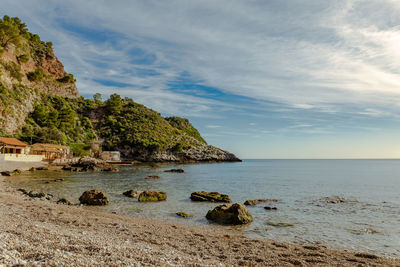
left=176, top=212, right=193, bottom=218
left=45, top=178, right=64, bottom=184
left=36, top=167, right=49, bottom=171
left=145, top=175, right=161, bottom=179
left=79, top=189, right=109, bottom=205
left=57, top=198, right=72, bottom=205
left=190, top=191, right=231, bottom=203
left=206, top=203, right=253, bottom=225
left=244, top=199, right=279, bottom=206
left=123, top=190, right=138, bottom=198
left=138, top=191, right=167, bottom=202
left=164, top=168, right=185, bottom=173
left=264, top=206, right=277, bottom=210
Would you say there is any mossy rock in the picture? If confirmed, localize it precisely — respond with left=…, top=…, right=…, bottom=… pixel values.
left=123, top=190, right=138, bottom=198
left=206, top=203, right=253, bottom=225
left=190, top=191, right=231, bottom=203
left=138, top=191, right=167, bottom=202
left=176, top=212, right=193, bottom=218
left=79, top=189, right=109, bottom=205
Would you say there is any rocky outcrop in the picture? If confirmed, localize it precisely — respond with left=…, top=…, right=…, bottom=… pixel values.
left=138, top=191, right=167, bottom=202
left=68, top=157, right=118, bottom=172
left=206, top=203, right=253, bottom=225
left=122, top=143, right=241, bottom=163
left=0, top=44, right=79, bottom=133
left=79, top=190, right=109, bottom=206
left=190, top=191, right=231, bottom=203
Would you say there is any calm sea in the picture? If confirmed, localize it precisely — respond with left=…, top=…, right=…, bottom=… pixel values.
left=8, top=159, right=400, bottom=257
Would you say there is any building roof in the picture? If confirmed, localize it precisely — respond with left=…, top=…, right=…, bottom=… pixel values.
left=30, top=143, right=69, bottom=153
left=0, top=137, right=27, bottom=147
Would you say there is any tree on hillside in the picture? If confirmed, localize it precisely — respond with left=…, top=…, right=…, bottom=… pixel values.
left=106, top=93, right=122, bottom=114
left=0, top=15, right=24, bottom=48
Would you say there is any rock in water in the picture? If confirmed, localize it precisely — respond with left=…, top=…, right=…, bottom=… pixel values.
left=145, top=175, right=161, bottom=179
left=164, top=168, right=184, bottom=173
left=244, top=199, right=279, bottom=206
left=176, top=212, right=193, bottom=218
left=57, top=198, right=72, bottom=205
left=79, top=190, right=109, bottom=205
left=123, top=190, right=138, bottom=198
left=206, top=203, right=253, bottom=225
left=0, top=171, right=11, bottom=176
left=138, top=191, right=167, bottom=202
left=190, top=191, right=231, bottom=203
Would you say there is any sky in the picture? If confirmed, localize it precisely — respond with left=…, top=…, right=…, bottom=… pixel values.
left=3, top=0, right=400, bottom=158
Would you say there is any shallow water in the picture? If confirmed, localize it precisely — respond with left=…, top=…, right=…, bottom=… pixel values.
left=7, top=159, right=400, bottom=257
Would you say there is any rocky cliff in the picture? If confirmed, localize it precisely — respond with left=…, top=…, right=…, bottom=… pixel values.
left=0, top=16, right=78, bottom=133
left=0, top=16, right=240, bottom=162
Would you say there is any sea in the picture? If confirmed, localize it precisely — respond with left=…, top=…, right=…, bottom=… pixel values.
left=7, top=159, right=400, bottom=257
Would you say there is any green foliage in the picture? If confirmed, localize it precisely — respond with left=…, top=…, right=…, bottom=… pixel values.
left=18, top=93, right=207, bottom=158
left=3, top=61, right=23, bottom=81
left=105, top=93, right=122, bottom=114
left=166, top=116, right=206, bottom=143
left=27, top=68, right=44, bottom=81
left=17, top=54, right=29, bottom=63
left=57, top=73, right=76, bottom=83
left=0, top=15, right=24, bottom=48
left=70, top=143, right=91, bottom=157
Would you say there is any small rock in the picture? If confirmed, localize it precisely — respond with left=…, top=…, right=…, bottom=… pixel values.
left=12, top=169, right=22, bottom=175
left=57, top=198, right=72, bottom=205
left=190, top=191, right=231, bottom=203
left=164, top=168, right=184, bottom=173
left=28, top=167, right=36, bottom=171
left=206, top=203, right=253, bottom=225
left=244, top=199, right=279, bottom=206
left=138, top=191, right=167, bottom=202
left=62, top=166, right=72, bottom=171
left=264, top=206, right=277, bottom=210
left=0, top=171, right=11, bottom=176
left=176, top=212, right=193, bottom=218
left=79, top=189, right=109, bottom=205
left=145, top=175, right=161, bottom=179
left=123, top=190, right=138, bottom=198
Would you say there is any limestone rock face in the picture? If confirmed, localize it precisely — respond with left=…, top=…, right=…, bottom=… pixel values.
left=190, top=191, right=231, bottom=203
left=206, top=203, right=253, bottom=225
left=138, top=191, right=167, bottom=202
left=79, top=190, right=109, bottom=205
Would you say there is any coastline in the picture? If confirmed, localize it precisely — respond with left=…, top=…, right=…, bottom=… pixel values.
left=0, top=176, right=399, bottom=266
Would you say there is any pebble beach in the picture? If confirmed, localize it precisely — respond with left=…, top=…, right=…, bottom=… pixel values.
left=0, top=175, right=399, bottom=266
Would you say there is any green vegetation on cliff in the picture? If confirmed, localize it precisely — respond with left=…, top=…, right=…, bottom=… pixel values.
left=18, top=93, right=207, bottom=157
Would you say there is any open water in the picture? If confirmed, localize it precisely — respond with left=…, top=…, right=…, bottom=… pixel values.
left=7, top=159, right=400, bottom=257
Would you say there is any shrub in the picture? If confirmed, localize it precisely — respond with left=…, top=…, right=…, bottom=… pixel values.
left=57, top=73, right=76, bottom=83
left=70, top=143, right=91, bottom=157
left=27, top=68, right=44, bottom=81
left=17, top=54, right=29, bottom=63
left=4, top=61, right=23, bottom=81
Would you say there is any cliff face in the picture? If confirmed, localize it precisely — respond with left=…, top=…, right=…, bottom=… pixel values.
left=0, top=16, right=78, bottom=134
left=0, top=16, right=240, bottom=162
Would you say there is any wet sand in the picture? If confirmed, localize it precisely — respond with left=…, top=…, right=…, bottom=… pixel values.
left=0, top=176, right=399, bottom=266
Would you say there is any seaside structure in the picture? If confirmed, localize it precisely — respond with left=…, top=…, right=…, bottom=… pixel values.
left=0, top=137, right=44, bottom=162
left=100, top=151, right=121, bottom=162
left=29, top=143, right=71, bottom=161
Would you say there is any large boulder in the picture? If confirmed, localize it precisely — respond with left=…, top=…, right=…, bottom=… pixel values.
left=138, top=191, right=167, bottom=202
left=79, top=189, right=109, bottom=205
left=206, top=203, right=253, bottom=225
left=190, top=191, right=231, bottom=203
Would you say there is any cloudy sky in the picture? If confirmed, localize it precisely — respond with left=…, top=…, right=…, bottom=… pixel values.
left=4, top=0, right=400, bottom=158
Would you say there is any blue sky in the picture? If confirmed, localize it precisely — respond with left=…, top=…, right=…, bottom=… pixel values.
left=3, top=0, right=400, bottom=158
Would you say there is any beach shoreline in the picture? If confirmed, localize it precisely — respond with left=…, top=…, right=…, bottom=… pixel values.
left=0, top=175, right=399, bottom=266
